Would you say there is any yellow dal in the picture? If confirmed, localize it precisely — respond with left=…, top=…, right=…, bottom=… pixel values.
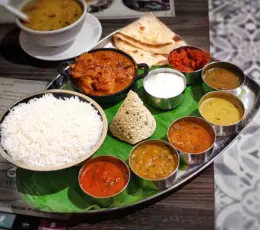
left=200, top=96, right=243, bottom=126
left=22, top=0, right=83, bottom=31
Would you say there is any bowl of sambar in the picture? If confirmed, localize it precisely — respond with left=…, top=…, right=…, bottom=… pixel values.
left=202, top=61, right=246, bottom=96
left=16, top=0, right=87, bottom=47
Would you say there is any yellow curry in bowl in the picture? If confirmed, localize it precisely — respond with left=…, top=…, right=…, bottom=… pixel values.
left=199, top=93, right=244, bottom=126
left=22, top=0, right=83, bottom=31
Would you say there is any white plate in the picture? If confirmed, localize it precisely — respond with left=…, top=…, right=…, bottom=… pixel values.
left=19, top=13, right=102, bottom=61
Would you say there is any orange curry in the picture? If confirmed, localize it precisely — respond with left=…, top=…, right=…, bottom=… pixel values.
left=70, top=51, right=136, bottom=96
left=168, top=119, right=214, bottom=154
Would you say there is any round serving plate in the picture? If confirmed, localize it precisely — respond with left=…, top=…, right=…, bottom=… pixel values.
left=19, top=13, right=102, bottom=61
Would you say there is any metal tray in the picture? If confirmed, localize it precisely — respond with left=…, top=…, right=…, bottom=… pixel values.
left=46, top=33, right=260, bottom=214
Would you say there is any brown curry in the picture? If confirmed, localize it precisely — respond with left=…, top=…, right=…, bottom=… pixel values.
left=70, top=51, right=136, bottom=96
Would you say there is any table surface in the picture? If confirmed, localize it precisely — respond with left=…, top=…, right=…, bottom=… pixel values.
left=0, top=0, right=214, bottom=229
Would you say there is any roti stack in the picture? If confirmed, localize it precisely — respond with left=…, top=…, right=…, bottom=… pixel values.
left=109, top=90, right=156, bottom=145
left=113, top=13, right=187, bottom=67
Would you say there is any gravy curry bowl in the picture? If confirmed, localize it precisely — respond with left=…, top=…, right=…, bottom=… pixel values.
left=129, top=140, right=180, bottom=190
left=167, top=116, right=216, bottom=164
left=57, top=48, right=149, bottom=105
left=16, top=0, right=87, bottom=47
left=78, top=155, right=130, bottom=199
left=198, top=91, right=245, bottom=136
left=202, top=61, right=246, bottom=96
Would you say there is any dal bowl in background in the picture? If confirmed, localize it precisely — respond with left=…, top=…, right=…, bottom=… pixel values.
left=0, top=90, right=108, bottom=172
left=16, top=0, right=87, bottom=46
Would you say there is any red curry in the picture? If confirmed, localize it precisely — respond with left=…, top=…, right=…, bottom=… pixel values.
left=79, top=157, right=129, bottom=198
left=70, top=51, right=136, bottom=96
left=168, top=47, right=210, bottom=72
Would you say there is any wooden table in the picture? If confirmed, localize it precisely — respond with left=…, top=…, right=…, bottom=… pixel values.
left=0, top=0, right=214, bottom=229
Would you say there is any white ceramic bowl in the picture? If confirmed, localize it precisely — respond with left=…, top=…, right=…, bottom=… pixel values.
left=16, top=0, right=87, bottom=47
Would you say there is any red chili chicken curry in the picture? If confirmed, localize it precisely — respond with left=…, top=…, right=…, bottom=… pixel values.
left=70, top=50, right=136, bottom=96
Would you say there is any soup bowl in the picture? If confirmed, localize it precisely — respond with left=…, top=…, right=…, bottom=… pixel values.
left=16, top=0, right=87, bottom=47
left=198, top=91, right=245, bottom=136
left=167, top=116, right=216, bottom=164
left=57, top=48, right=149, bottom=105
left=202, top=61, right=246, bottom=96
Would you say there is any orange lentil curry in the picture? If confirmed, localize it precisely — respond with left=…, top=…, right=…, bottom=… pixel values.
left=70, top=50, right=136, bottom=96
left=168, top=119, right=214, bottom=154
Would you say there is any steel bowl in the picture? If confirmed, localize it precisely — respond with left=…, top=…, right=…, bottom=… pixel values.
left=143, top=68, right=186, bottom=110
left=198, top=91, right=245, bottom=136
left=168, top=45, right=210, bottom=85
left=129, top=140, right=180, bottom=190
left=202, top=61, right=246, bottom=96
left=78, top=155, right=130, bottom=199
left=57, top=48, right=149, bottom=106
left=167, top=116, right=216, bottom=165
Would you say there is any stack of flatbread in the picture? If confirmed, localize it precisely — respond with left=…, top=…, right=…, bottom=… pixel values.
left=113, top=13, right=187, bottom=67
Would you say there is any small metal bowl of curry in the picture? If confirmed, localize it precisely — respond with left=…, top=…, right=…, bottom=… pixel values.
left=58, top=48, right=149, bottom=105
left=168, top=116, right=216, bottom=165
left=198, top=91, right=245, bottom=136
left=78, top=155, right=130, bottom=199
left=168, top=46, right=210, bottom=85
left=202, top=61, right=246, bottom=96
left=129, top=140, right=180, bottom=190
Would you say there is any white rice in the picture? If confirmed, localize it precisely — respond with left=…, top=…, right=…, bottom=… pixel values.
left=0, top=94, right=104, bottom=168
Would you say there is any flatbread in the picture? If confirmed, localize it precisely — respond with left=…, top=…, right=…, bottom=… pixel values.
left=109, top=90, right=156, bottom=145
left=119, top=13, right=174, bottom=46
left=114, top=33, right=176, bottom=55
left=113, top=37, right=167, bottom=67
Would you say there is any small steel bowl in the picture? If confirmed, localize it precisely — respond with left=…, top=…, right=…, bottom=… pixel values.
left=168, top=45, right=210, bottom=85
left=167, top=116, right=216, bottom=165
left=198, top=91, right=245, bottom=136
left=129, top=140, right=180, bottom=190
left=78, top=155, right=130, bottom=199
left=202, top=61, right=246, bottom=96
left=143, top=68, right=186, bottom=110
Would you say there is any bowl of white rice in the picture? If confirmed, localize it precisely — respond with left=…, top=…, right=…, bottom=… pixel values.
left=0, top=89, right=108, bottom=171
